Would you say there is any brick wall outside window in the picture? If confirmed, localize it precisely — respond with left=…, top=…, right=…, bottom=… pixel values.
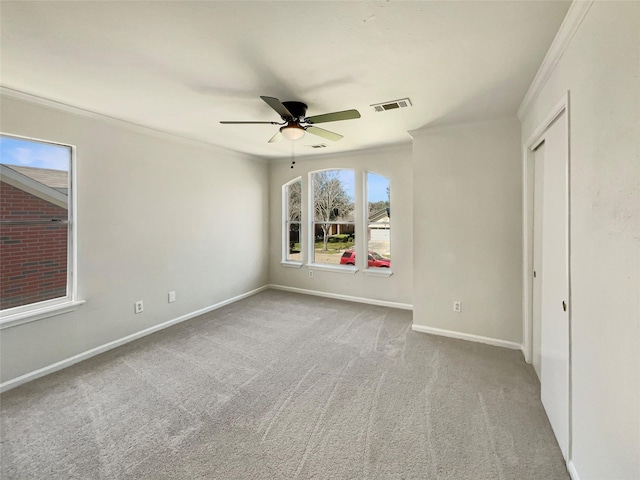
left=0, top=181, right=68, bottom=310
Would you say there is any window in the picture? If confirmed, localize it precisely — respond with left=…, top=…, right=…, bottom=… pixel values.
left=281, top=168, right=392, bottom=275
left=283, top=178, right=302, bottom=263
left=366, top=172, right=391, bottom=270
left=311, top=169, right=355, bottom=266
left=0, top=134, right=76, bottom=321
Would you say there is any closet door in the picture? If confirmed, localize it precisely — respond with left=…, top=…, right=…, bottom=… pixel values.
left=532, top=142, right=545, bottom=380
left=537, top=112, right=570, bottom=460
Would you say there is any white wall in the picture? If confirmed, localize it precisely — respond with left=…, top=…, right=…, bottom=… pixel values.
left=0, top=94, right=269, bottom=384
left=411, top=118, right=523, bottom=345
left=520, top=2, right=640, bottom=478
left=268, top=144, right=413, bottom=307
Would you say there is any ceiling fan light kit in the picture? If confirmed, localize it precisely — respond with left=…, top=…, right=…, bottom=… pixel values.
left=280, top=124, right=305, bottom=141
left=220, top=96, right=361, bottom=143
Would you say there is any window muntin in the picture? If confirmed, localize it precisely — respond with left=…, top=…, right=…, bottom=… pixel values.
left=284, top=178, right=302, bottom=263
left=0, top=134, right=74, bottom=315
left=366, top=172, right=390, bottom=269
left=312, top=169, right=355, bottom=266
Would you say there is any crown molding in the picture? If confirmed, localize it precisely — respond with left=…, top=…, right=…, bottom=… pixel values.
left=408, top=115, right=517, bottom=138
left=0, top=86, right=266, bottom=162
left=517, top=0, right=594, bottom=120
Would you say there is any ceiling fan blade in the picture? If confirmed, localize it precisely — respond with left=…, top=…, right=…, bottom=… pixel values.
left=220, top=121, right=280, bottom=124
left=268, top=131, right=283, bottom=143
left=306, top=109, right=361, bottom=124
left=305, top=126, right=343, bottom=142
left=260, top=96, right=293, bottom=118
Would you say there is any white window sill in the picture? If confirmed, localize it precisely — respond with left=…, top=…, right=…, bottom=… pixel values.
left=307, top=263, right=358, bottom=275
left=0, top=300, right=85, bottom=330
left=281, top=261, right=303, bottom=269
left=363, top=268, right=393, bottom=278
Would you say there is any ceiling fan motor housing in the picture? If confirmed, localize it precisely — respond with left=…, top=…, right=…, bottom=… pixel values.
left=281, top=101, right=308, bottom=121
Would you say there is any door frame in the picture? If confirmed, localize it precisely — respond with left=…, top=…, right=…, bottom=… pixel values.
left=521, top=91, right=573, bottom=457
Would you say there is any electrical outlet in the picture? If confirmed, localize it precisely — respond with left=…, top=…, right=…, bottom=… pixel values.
left=453, top=301, right=461, bottom=313
left=309, top=270, right=313, bottom=278
left=168, top=291, right=176, bottom=303
left=134, top=301, right=144, bottom=314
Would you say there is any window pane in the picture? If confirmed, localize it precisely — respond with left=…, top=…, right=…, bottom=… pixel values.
left=312, top=170, right=355, bottom=266
left=0, top=135, right=71, bottom=310
left=286, top=222, right=301, bottom=262
left=312, top=170, right=354, bottom=223
left=313, top=222, right=355, bottom=265
left=287, top=179, right=301, bottom=222
left=284, top=179, right=302, bottom=263
left=367, top=172, right=390, bottom=268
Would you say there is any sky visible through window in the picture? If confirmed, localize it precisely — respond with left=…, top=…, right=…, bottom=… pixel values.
left=331, top=169, right=388, bottom=202
left=368, top=172, right=389, bottom=202
left=0, top=136, right=69, bottom=171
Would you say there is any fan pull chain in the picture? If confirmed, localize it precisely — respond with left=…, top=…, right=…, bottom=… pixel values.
left=290, top=141, right=296, bottom=169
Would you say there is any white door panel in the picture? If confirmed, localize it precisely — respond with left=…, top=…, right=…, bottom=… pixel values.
left=532, top=144, right=544, bottom=381
left=538, top=113, right=570, bottom=460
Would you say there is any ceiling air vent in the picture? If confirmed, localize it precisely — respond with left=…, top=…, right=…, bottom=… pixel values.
left=371, top=98, right=412, bottom=112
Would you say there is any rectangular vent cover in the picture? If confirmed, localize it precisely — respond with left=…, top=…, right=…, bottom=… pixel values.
left=371, top=98, right=412, bottom=112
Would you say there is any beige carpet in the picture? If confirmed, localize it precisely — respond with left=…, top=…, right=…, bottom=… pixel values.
left=1, top=290, right=569, bottom=479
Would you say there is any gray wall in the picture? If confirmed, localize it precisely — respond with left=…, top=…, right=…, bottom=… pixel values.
left=268, top=144, right=414, bottom=307
left=520, top=2, right=640, bottom=478
left=0, top=95, right=270, bottom=383
left=411, top=118, right=523, bottom=344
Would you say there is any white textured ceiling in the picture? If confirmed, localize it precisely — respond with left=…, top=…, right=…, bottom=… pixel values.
left=0, top=1, right=570, bottom=159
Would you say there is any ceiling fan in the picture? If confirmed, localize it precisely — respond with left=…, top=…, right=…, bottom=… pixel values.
left=220, top=96, right=361, bottom=143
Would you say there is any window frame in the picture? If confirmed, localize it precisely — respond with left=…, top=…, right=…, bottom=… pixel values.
left=308, top=168, right=357, bottom=274
left=281, top=177, right=303, bottom=268
left=364, top=171, right=392, bottom=277
left=0, top=133, right=82, bottom=329
left=280, top=167, right=393, bottom=277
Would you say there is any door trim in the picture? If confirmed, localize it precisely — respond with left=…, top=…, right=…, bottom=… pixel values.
left=521, top=91, right=572, bottom=459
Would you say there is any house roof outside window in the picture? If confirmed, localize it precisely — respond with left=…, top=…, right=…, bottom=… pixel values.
left=0, top=164, right=68, bottom=208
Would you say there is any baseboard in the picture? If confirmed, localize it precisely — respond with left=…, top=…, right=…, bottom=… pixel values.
left=267, top=284, right=413, bottom=311
left=0, top=285, right=269, bottom=393
left=411, top=324, right=522, bottom=350
left=567, top=460, right=580, bottom=480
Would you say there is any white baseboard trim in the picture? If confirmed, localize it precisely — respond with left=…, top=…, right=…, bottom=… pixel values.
left=0, top=285, right=268, bottom=393
left=567, top=461, right=580, bottom=480
left=267, top=284, right=413, bottom=311
left=411, top=324, right=522, bottom=350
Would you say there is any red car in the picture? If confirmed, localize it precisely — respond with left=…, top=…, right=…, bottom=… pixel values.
left=340, top=250, right=390, bottom=267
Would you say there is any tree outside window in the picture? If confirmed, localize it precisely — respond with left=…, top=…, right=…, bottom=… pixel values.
left=284, top=178, right=302, bottom=262
left=312, top=170, right=354, bottom=265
